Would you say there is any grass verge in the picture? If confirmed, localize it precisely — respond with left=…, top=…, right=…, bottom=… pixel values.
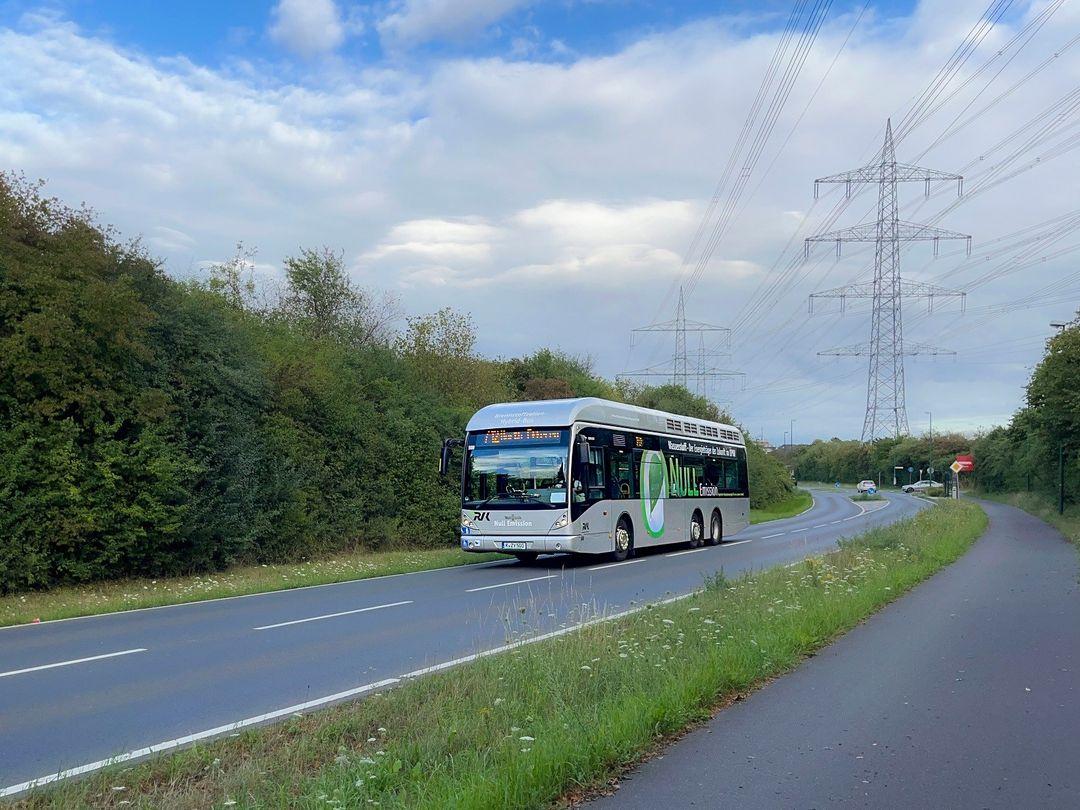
left=851, top=493, right=885, bottom=502
left=0, top=548, right=502, bottom=628
left=979, top=491, right=1080, bottom=549
left=19, top=500, right=987, bottom=809
left=749, top=488, right=813, bottom=524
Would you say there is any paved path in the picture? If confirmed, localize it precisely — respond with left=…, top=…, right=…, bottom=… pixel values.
left=0, top=489, right=918, bottom=795
left=590, top=499, right=1080, bottom=809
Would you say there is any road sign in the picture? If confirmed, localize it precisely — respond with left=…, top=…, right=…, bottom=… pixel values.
left=907, top=466, right=914, bottom=473
left=954, top=455, right=974, bottom=472
left=950, top=460, right=963, bottom=474
left=927, top=466, right=934, bottom=475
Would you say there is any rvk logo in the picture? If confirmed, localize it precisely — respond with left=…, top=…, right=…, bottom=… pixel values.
left=473, top=512, right=491, bottom=521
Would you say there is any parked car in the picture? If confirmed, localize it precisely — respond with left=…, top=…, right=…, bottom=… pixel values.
left=856, top=480, right=877, bottom=493
left=903, top=480, right=939, bottom=493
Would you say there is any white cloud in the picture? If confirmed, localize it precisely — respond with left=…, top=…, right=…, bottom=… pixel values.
left=1, top=2, right=1078, bottom=439
left=377, top=0, right=531, bottom=48
left=269, top=0, right=347, bottom=57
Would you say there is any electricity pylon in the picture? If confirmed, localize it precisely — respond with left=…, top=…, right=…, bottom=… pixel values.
left=621, top=287, right=745, bottom=395
left=805, top=119, right=970, bottom=441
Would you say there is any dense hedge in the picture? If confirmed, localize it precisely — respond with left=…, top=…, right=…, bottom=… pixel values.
left=0, top=176, right=792, bottom=593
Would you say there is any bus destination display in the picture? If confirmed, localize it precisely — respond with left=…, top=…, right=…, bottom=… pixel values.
left=477, top=429, right=567, bottom=446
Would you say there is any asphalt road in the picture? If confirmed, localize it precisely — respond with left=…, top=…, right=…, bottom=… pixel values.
left=590, top=499, right=1080, bottom=809
left=0, top=489, right=924, bottom=795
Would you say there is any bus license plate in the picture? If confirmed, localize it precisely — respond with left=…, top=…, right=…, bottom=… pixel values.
left=501, top=541, right=528, bottom=550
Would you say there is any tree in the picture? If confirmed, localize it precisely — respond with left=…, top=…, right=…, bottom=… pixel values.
left=205, top=243, right=257, bottom=311
left=278, top=247, right=396, bottom=347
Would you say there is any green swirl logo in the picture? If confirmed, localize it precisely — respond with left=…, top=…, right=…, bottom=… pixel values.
left=639, top=449, right=667, bottom=538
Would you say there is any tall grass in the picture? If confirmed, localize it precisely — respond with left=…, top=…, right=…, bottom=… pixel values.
left=20, top=501, right=986, bottom=809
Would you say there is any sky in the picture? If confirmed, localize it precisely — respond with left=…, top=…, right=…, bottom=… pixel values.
left=1, top=0, right=1077, bottom=445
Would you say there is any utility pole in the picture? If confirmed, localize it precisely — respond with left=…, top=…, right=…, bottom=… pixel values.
left=926, top=410, right=933, bottom=481
left=805, top=120, right=971, bottom=441
left=1060, top=443, right=1066, bottom=516
left=621, top=286, right=745, bottom=395
left=789, top=419, right=795, bottom=450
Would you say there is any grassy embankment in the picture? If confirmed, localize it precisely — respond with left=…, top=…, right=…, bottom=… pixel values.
left=980, top=491, right=1080, bottom=549
left=20, top=500, right=987, bottom=809
left=4, top=491, right=815, bottom=628
left=749, top=487, right=813, bottom=524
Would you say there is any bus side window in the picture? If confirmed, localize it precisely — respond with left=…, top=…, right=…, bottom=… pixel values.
left=587, top=447, right=606, bottom=501
left=724, top=459, right=739, bottom=491
left=608, top=449, right=634, bottom=499
left=704, top=461, right=723, bottom=490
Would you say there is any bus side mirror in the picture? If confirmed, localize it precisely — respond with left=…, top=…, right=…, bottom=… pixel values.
left=577, top=439, right=591, bottom=466
left=440, top=438, right=463, bottom=477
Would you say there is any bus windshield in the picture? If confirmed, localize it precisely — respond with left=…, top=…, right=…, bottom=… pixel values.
left=464, top=429, right=569, bottom=509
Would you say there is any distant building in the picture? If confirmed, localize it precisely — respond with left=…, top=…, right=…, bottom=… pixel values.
left=759, top=439, right=777, bottom=453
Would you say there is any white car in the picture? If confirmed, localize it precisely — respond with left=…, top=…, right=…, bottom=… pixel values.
left=856, top=480, right=877, bottom=493
left=903, top=480, right=939, bottom=493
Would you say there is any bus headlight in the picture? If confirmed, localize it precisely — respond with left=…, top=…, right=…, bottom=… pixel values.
left=550, top=513, right=569, bottom=531
left=461, top=514, right=475, bottom=529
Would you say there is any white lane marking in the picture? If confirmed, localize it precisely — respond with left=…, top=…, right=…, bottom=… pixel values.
left=0, top=675, right=400, bottom=798
left=1, top=591, right=698, bottom=798
left=830, top=520, right=844, bottom=525
left=586, top=559, right=646, bottom=572
left=722, top=539, right=754, bottom=547
left=664, top=547, right=710, bottom=557
left=812, top=524, right=829, bottom=529
left=0, top=648, right=147, bottom=679
left=465, top=575, right=557, bottom=593
left=0, top=559, right=516, bottom=633
left=761, top=532, right=785, bottom=539
left=253, top=601, right=413, bottom=631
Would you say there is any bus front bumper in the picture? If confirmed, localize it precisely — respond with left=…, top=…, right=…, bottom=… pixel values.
left=460, top=534, right=586, bottom=554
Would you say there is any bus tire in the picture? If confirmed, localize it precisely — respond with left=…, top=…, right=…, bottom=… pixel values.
left=689, top=511, right=704, bottom=548
left=612, top=516, right=633, bottom=562
left=707, top=510, right=722, bottom=546
left=514, top=552, right=539, bottom=564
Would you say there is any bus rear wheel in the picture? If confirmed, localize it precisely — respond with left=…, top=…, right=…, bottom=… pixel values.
left=689, top=512, right=704, bottom=548
left=706, top=510, right=722, bottom=546
left=514, top=552, right=539, bottom=564
left=612, top=518, right=633, bottom=562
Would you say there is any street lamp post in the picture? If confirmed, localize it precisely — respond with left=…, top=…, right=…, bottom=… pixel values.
left=789, top=419, right=795, bottom=451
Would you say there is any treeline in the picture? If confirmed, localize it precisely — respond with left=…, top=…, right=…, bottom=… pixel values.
left=789, top=433, right=972, bottom=486
left=967, top=320, right=1079, bottom=502
left=787, top=317, right=1080, bottom=505
left=0, top=176, right=792, bottom=593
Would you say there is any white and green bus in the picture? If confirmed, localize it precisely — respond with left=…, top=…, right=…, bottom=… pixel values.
left=441, top=397, right=750, bottom=563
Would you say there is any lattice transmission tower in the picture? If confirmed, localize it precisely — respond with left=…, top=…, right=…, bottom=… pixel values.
left=805, top=119, right=970, bottom=441
left=620, top=287, right=745, bottom=397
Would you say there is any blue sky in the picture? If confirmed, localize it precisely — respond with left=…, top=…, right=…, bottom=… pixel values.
left=0, top=0, right=1075, bottom=443
left=1, top=1, right=916, bottom=67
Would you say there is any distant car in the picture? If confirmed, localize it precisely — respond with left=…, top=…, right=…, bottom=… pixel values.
left=903, top=480, right=939, bottom=493
left=856, top=480, right=876, bottom=493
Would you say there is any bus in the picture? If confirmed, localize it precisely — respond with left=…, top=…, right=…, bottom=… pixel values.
left=440, top=397, right=750, bottom=562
